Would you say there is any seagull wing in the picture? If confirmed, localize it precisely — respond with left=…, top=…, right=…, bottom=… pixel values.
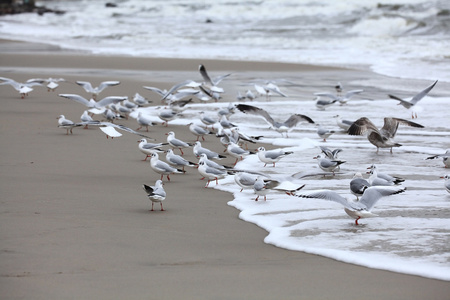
left=293, top=190, right=354, bottom=209
left=343, top=89, right=363, bottom=99
left=409, top=80, right=438, bottom=105
left=347, top=117, right=380, bottom=136
left=381, top=117, right=424, bottom=138
left=314, top=92, right=339, bottom=100
left=199, top=64, right=213, bottom=86
left=76, top=81, right=94, bottom=93
left=235, top=104, right=275, bottom=126
left=284, top=114, right=314, bottom=127
left=359, top=186, right=406, bottom=211
left=58, top=94, right=91, bottom=107
left=96, top=96, right=128, bottom=107
left=97, top=81, right=120, bottom=93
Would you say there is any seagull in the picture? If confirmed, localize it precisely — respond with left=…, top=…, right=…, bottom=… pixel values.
left=150, top=152, right=184, bottom=181
left=367, top=164, right=404, bottom=186
left=166, top=131, right=192, bottom=155
left=76, top=80, right=120, bottom=100
left=350, top=172, right=371, bottom=200
left=136, top=112, right=155, bottom=132
left=138, top=138, right=165, bottom=161
left=254, top=83, right=287, bottom=100
left=257, top=146, right=293, bottom=167
left=217, top=104, right=236, bottom=117
left=235, top=104, right=314, bottom=137
left=193, top=141, right=226, bottom=160
left=252, top=176, right=305, bottom=201
left=314, top=153, right=346, bottom=174
left=80, top=110, right=94, bottom=129
left=314, top=89, right=364, bottom=105
left=226, top=142, right=254, bottom=165
left=167, top=98, right=193, bottom=112
left=347, top=117, right=424, bottom=153
left=219, top=115, right=237, bottom=129
left=426, top=149, right=450, bottom=168
left=333, top=115, right=353, bottom=131
left=158, top=109, right=179, bottom=127
left=85, top=122, right=155, bottom=140
left=388, top=80, right=438, bottom=118
left=292, top=186, right=406, bottom=225
left=314, top=96, right=338, bottom=110
left=319, top=146, right=342, bottom=160
left=27, top=77, right=65, bottom=92
left=188, top=123, right=211, bottom=141
left=0, top=77, right=42, bottom=98
left=441, top=175, right=450, bottom=193
left=142, top=180, right=166, bottom=211
left=165, top=149, right=196, bottom=172
left=57, top=115, right=82, bottom=135
left=245, top=89, right=256, bottom=101
left=198, top=64, right=231, bottom=94
left=197, top=161, right=230, bottom=187
left=199, top=111, right=218, bottom=129
left=234, top=171, right=261, bottom=192
left=198, top=153, right=231, bottom=171
left=317, top=126, right=335, bottom=142
left=133, top=93, right=151, bottom=106
left=58, top=94, right=127, bottom=110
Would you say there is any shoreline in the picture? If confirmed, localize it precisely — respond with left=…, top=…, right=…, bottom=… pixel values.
left=1, top=39, right=449, bottom=299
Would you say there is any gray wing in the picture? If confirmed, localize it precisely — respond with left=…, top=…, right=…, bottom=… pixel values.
left=343, top=89, right=363, bottom=99
left=381, top=118, right=424, bottom=138
left=143, top=86, right=166, bottom=96
left=205, top=165, right=227, bottom=176
left=293, top=190, right=356, bottom=210
left=96, top=96, right=128, bottom=107
left=170, top=138, right=189, bottom=148
left=58, top=94, right=91, bottom=106
left=76, top=81, right=94, bottom=93
left=350, top=178, right=370, bottom=195
left=97, top=81, right=120, bottom=93
left=91, top=122, right=156, bottom=140
left=235, top=104, right=275, bottom=126
left=359, top=186, right=406, bottom=211
left=348, top=117, right=380, bottom=136
left=162, top=80, right=196, bottom=101
left=284, top=114, right=315, bottom=126
left=409, top=80, right=438, bottom=105
left=199, top=64, right=213, bottom=86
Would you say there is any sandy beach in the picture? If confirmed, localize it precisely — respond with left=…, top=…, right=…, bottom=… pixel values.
left=0, top=40, right=449, bottom=299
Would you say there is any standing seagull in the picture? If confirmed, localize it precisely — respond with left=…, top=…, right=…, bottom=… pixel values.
left=165, top=149, right=196, bottom=172
left=166, top=131, right=192, bottom=155
left=27, top=77, right=66, bottom=92
left=314, top=153, right=346, bottom=174
left=388, top=80, right=438, bottom=118
left=314, top=89, right=363, bottom=105
left=317, top=126, right=335, bottom=142
left=197, top=161, right=230, bottom=187
left=76, top=80, right=120, bottom=100
left=193, top=141, right=226, bottom=160
left=149, top=153, right=184, bottom=181
left=348, top=117, right=424, bottom=153
left=188, top=122, right=211, bottom=141
left=350, top=172, right=371, bottom=200
left=57, top=115, right=82, bottom=135
left=226, top=142, right=253, bottom=166
left=367, top=164, right=404, bottom=186
left=236, top=104, right=314, bottom=137
left=293, top=186, right=406, bottom=225
left=257, top=147, right=293, bottom=167
left=138, top=139, right=165, bottom=161
left=142, top=180, right=166, bottom=211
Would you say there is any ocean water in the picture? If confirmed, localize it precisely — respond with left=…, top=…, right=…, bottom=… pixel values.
left=129, top=90, right=450, bottom=281
left=1, top=0, right=450, bottom=281
left=0, top=0, right=449, bottom=82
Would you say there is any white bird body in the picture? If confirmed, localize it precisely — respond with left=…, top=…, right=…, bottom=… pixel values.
left=138, top=138, right=164, bottom=160
left=136, top=112, right=154, bottom=132
left=426, top=149, right=450, bottom=168
left=257, top=146, right=293, bottom=167
left=0, top=77, right=42, bottom=98
left=193, top=141, right=226, bottom=160
left=367, top=165, right=404, bottom=186
left=293, top=186, right=406, bottom=225
left=188, top=123, right=211, bottom=141
left=142, top=180, right=166, bottom=211
left=227, top=142, right=252, bottom=165
left=166, top=131, right=191, bottom=155
left=57, top=115, right=82, bottom=135
left=234, top=172, right=260, bottom=192
left=350, top=172, right=370, bottom=200
left=150, top=153, right=184, bottom=181
left=58, top=94, right=127, bottom=110
left=165, top=149, right=196, bottom=171
left=317, top=126, right=335, bottom=142
left=197, top=161, right=229, bottom=187
left=314, top=153, right=345, bottom=174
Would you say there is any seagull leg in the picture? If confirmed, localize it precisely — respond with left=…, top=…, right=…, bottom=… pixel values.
left=167, top=175, right=171, bottom=181
left=179, top=148, right=184, bottom=155
left=355, top=217, right=361, bottom=225
left=143, top=155, right=150, bottom=161
left=160, top=174, right=164, bottom=180
left=202, top=135, right=205, bottom=141
left=205, top=180, right=210, bottom=188
left=272, top=163, right=276, bottom=167
left=136, top=126, right=142, bottom=131
left=234, top=158, right=238, bottom=166
left=150, top=203, right=154, bottom=211
left=215, top=177, right=219, bottom=185
left=160, top=203, right=164, bottom=211
left=255, top=196, right=259, bottom=201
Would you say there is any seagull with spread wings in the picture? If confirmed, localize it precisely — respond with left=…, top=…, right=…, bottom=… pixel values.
left=348, top=117, right=424, bottom=153
left=236, top=104, right=314, bottom=137
left=76, top=80, right=120, bottom=100
left=388, top=80, right=438, bottom=118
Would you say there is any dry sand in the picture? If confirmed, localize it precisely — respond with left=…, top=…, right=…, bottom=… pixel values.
left=0, top=40, right=449, bottom=299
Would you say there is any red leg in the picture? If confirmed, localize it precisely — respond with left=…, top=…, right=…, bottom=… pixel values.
left=160, top=203, right=164, bottom=211
left=179, top=148, right=184, bottom=155
left=150, top=203, right=154, bottom=211
left=355, top=217, right=361, bottom=225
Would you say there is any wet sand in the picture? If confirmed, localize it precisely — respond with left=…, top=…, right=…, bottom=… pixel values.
left=0, top=40, right=449, bottom=299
